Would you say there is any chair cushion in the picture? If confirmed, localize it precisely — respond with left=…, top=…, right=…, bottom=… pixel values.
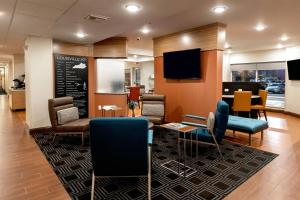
left=142, top=104, right=164, bottom=117
left=227, top=115, right=268, bottom=134
left=56, top=118, right=90, bottom=132
left=57, top=107, right=79, bottom=125
left=207, top=112, right=215, bottom=132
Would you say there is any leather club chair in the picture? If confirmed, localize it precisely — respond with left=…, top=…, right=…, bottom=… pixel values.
left=48, top=96, right=89, bottom=145
left=141, top=94, right=165, bottom=125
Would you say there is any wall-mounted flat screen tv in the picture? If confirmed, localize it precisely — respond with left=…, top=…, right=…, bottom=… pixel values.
left=163, top=48, right=201, bottom=79
left=287, top=59, right=300, bottom=80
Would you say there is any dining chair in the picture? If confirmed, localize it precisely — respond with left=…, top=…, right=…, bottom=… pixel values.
left=251, top=90, right=268, bottom=121
left=232, top=91, right=252, bottom=118
left=89, top=117, right=153, bottom=200
left=128, top=86, right=141, bottom=108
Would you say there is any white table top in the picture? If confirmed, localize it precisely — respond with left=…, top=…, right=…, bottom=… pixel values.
left=222, top=95, right=260, bottom=99
left=98, top=105, right=122, bottom=111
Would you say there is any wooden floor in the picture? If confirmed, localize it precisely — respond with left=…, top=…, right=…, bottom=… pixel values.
left=1, top=95, right=300, bottom=200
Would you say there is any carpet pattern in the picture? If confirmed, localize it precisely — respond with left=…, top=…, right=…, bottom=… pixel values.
left=33, top=130, right=278, bottom=200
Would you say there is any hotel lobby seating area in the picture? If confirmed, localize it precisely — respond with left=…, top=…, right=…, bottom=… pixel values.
left=1, top=1, right=300, bottom=200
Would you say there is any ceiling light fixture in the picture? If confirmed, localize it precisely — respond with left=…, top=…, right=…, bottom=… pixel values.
left=280, top=35, right=289, bottom=41
left=76, top=32, right=87, bottom=39
left=255, top=24, right=266, bottom=31
left=125, top=4, right=141, bottom=13
left=212, top=6, right=227, bottom=14
left=141, top=27, right=150, bottom=34
left=0, top=11, right=5, bottom=16
left=133, top=55, right=138, bottom=58
left=277, top=44, right=284, bottom=49
left=224, top=43, right=230, bottom=49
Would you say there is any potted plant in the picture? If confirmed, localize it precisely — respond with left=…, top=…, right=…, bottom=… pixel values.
left=128, top=100, right=138, bottom=117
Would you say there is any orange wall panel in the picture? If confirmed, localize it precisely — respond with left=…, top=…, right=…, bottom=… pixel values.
left=94, top=94, right=128, bottom=117
left=154, top=50, right=223, bottom=122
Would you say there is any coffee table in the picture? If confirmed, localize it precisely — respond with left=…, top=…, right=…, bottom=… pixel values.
left=160, top=123, right=198, bottom=177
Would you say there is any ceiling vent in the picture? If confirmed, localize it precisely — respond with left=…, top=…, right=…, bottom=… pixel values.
left=85, top=14, right=110, bottom=23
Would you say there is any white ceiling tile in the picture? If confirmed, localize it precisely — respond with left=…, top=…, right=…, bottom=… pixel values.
left=10, top=13, right=55, bottom=36
left=18, top=0, right=77, bottom=11
left=16, top=0, right=65, bottom=21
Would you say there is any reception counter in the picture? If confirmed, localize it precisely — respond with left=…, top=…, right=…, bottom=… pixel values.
left=94, top=93, right=128, bottom=117
left=9, top=89, right=25, bottom=111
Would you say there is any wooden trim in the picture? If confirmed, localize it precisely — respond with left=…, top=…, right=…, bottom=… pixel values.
left=153, top=22, right=226, bottom=40
left=284, top=111, right=300, bottom=118
left=29, top=126, right=53, bottom=135
left=153, top=23, right=226, bottom=57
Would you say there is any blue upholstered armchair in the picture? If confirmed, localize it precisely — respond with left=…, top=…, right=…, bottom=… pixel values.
left=181, top=100, right=229, bottom=158
left=89, top=117, right=153, bottom=200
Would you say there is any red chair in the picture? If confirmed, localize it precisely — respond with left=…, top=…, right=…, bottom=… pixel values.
left=128, top=86, right=140, bottom=108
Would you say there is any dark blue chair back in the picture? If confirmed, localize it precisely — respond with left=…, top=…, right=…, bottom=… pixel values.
left=213, top=100, right=229, bottom=143
left=89, top=117, right=149, bottom=177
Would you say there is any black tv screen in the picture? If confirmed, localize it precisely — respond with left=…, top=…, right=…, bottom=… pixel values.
left=163, top=48, right=201, bottom=79
left=287, top=59, right=300, bottom=80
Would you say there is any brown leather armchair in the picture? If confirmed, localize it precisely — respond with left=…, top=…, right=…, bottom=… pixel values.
left=141, top=94, right=165, bottom=125
left=48, top=96, right=89, bottom=145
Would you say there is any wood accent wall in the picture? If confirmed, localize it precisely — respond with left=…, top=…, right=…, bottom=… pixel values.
left=153, top=22, right=226, bottom=122
left=155, top=50, right=223, bottom=122
left=93, top=37, right=127, bottom=58
left=53, top=40, right=93, bottom=57
left=153, top=23, right=226, bottom=57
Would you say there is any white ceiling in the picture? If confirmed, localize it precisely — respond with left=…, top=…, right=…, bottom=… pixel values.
left=0, top=0, right=300, bottom=55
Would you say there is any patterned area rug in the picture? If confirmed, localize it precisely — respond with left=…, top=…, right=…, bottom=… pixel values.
left=33, top=130, right=278, bottom=200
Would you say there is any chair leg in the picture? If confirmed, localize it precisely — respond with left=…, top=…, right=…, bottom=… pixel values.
left=81, top=132, right=84, bottom=146
left=233, top=130, right=236, bottom=137
left=211, top=132, right=224, bottom=160
left=261, top=131, right=264, bottom=140
left=91, top=173, right=95, bottom=200
left=248, top=134, right=252, bottom=146
left=258, top=110, right=261, bottom=119
left=148, top=146, right=152, bottom=200
left=51, top=133, right=57, bottom=143
left=263, top=110, right=268, bottom=121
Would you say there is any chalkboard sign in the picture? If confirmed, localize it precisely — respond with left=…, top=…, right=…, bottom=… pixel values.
left=54, top=54, right=88, bottom=118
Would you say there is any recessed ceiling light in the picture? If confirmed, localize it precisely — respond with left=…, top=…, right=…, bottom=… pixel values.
left=125, top=4, right=141, bottom=13
left=76, top=32, right=87, bottom=38
left=0, top=11, right=5, bottom=16
left=133, top=55, right=138, bottom=58
left=224, top=43, right=230, bottom=49
left=280, top=35, right=289, bottom=41
left=255, top=24, right=266, bottom=31
left=212, top=6, right=227, bottom=14
left=277, top=44, right=284, bottom=49
left=141, top=27, right=150, bottom=34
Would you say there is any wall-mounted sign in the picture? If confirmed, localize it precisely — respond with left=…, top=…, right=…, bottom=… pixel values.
left=54, top=54, right=88, bottom=118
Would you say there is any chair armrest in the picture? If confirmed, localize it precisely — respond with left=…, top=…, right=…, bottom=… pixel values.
left=184, top=114, right=207, bottom=121
left=182, top=121, right=207, bottom=128
left=148, top=130, right=153, bottom=145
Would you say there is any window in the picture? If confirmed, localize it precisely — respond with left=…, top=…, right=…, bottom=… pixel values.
left=231, top=62, right=286, bottom=109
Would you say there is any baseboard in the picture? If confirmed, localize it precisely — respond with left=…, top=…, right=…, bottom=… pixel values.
left=283, top=111, right=300, bottom=118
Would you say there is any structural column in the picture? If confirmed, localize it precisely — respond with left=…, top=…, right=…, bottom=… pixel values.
left=25, top=37, right=53, bottom=129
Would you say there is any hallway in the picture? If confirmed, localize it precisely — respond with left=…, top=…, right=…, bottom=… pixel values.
left=0, top=95, right=69, bottom=200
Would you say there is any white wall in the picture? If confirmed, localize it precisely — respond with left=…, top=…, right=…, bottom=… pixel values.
left=25, top=37, right=53, bottom=129
left=285, top=47, right=300, bottom=114
left=140, top=61, right=154, bottom=91
left=13, top=54, right=25, bottom=79
left=223, top=47, right=300, bottom=114
left=125, top=61, right=154, bottom=91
